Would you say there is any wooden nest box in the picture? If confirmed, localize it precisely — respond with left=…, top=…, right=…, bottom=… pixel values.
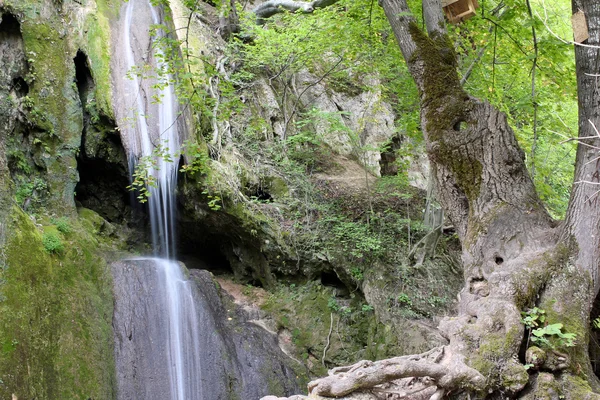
left=442, top=0, right=479, bottom=24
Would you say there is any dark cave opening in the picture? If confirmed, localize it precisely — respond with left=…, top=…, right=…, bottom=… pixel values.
left=73, top=50, right=131, bottom=224
left=0, top=12, right=21, bottom=38
left=590, top=293, right=600, bottom=378
left=11, top=76, right=28, bottom=97
left=74, top=50, right=93, bottom=102
left=321, top=270, right=346, bottom=291
left=177, top=231, right=233, bottom=275
left=1, top=12, right=28, bottom=90
left=75, top=152, right=131, bottom=223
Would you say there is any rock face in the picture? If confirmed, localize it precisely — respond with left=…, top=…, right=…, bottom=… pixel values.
left=112, top=259, right=300, bottom=400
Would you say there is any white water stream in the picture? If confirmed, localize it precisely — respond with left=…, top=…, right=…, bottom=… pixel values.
left=121, top=0, right=202, bottom=398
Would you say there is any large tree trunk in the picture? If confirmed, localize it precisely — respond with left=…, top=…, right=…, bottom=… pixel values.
left=286, top=0, right=600, bottom=398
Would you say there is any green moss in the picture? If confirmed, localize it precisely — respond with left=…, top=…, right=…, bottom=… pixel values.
left=0, top=207, right=115, bottom=399
left=84, top=0, right=115, bottom=118
left=561, top=375, right=596, bottom=399
left=408, top=24, right=480, bottom=200
left=265, top=176, right=289, bottom=199
left=468, top=324, right=525, bottom=391
left=408, top=23, right=468, bottom=139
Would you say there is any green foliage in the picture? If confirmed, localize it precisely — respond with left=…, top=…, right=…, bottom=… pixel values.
left=14, top=177, right=48, bottom=210
left=128, top=139, right=210, bottom=204
left=327, top=296, right=340, bottom=312
left=329, top=219, right=382, bottom=260
left=127, top=140, right=175, bottom=203
left=262, top=281, right=401, bottom=377
left=522, top=307, right=576, bottom=349
left=51, top=217, right=71, bottom=234
left=180, top=140, right=210, bottom=176
left=6, top=147, right=32, bottom=174
left=42, top=231, right=63, bottom=254
left=395, top=293, right=412, bottom=306
left=202, top=190, right=222, bottom=211
left=521, top=306, right=546, bottom=329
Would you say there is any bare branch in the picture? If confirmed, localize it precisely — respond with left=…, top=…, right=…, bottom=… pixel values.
left=253, top=0, right=340, bottom=22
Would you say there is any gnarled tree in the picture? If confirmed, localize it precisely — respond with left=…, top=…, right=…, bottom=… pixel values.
left=257, top=0, right=600, bottom=398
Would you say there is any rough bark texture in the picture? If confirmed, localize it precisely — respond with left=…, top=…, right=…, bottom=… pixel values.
left=564, top=0, right=600, bottom=296
left=263, top=0, right=600, bottom=398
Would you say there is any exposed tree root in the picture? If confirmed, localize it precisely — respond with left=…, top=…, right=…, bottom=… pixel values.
left=306, top=346, right=484, bottom=397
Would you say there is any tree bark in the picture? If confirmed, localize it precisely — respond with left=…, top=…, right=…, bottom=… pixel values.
left=563, top=0, right=600, bottom=296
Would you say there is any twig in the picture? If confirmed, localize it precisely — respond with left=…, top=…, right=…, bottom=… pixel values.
left=536, top=1, right=600, bottom=49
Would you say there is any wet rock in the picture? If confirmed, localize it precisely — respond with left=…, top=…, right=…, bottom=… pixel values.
left=112, top=259, right=300, bottom=400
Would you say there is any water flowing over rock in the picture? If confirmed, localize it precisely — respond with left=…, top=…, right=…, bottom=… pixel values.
left=111, top=0, right=184, bottom=256
left=113, top=259, right=299, bottom=400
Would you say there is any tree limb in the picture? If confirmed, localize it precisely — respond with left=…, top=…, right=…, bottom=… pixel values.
left=253, top=0, right=341, bottom=23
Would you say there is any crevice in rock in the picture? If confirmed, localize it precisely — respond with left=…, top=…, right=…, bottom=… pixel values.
left=245, top=183, right=273, bottom=202
left=73, top=51, right=131, bottom=223
left=589, top=291, right=600, bottom=378
left=0, top=12, right=22, bottom=42
left=11, top=76, right=28, bottom=98
left=1, top=11, right=40, bottom=204
left=74, top=50, right=93, bottom=103
left=379, top=135, right=403, bottom=176
left=468, top=277, right=489, bottom=297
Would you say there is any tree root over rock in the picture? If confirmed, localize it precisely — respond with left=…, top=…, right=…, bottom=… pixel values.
left=260, top=346, right=484, bottom=399
left=304, top=346, right=484, bottom=398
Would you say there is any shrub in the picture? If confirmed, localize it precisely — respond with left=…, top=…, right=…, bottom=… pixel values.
left=42, top=232, right=63, bottom=254
left=51, top=217, right=71, bottom=234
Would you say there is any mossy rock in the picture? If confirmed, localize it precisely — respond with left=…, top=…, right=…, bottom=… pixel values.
left=0, top=206, right=115, bottom=399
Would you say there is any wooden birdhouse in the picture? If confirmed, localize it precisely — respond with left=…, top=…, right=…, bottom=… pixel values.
left=442, top=0, right=479, bottom=24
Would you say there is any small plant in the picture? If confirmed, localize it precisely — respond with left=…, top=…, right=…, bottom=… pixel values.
left=51, top=217, right=71, bottom=234
left=361, top=304, right=374, bottom=313
left=521, top=307, right=545, bottom=329
left=42, top=232, right=63, bottom=254
left=179, top=140, right=210, bottom=177
left=592, top=317, right=600, bottom=330
left=521, top=307, right=576, bottom=348
left=396, top=293, right=412, bottom=306
left=327, top=296, right=340, bottom=312
left=15, top=177, right=48, bottom=209
left=427, top=295, right=446, bottom=307
left=202, top=190, right=222, bottom=211
left=349, top=266, right=364, bottom=282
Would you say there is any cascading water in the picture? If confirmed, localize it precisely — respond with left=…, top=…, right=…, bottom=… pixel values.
left=116, top=0, right=202, bottom=398
left=123, top=0, right=178, bottom=257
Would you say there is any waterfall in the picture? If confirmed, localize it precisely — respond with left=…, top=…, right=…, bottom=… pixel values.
left=116, top=0, right=202, bottom=398
left=123, top=0, right=179, bottom=258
